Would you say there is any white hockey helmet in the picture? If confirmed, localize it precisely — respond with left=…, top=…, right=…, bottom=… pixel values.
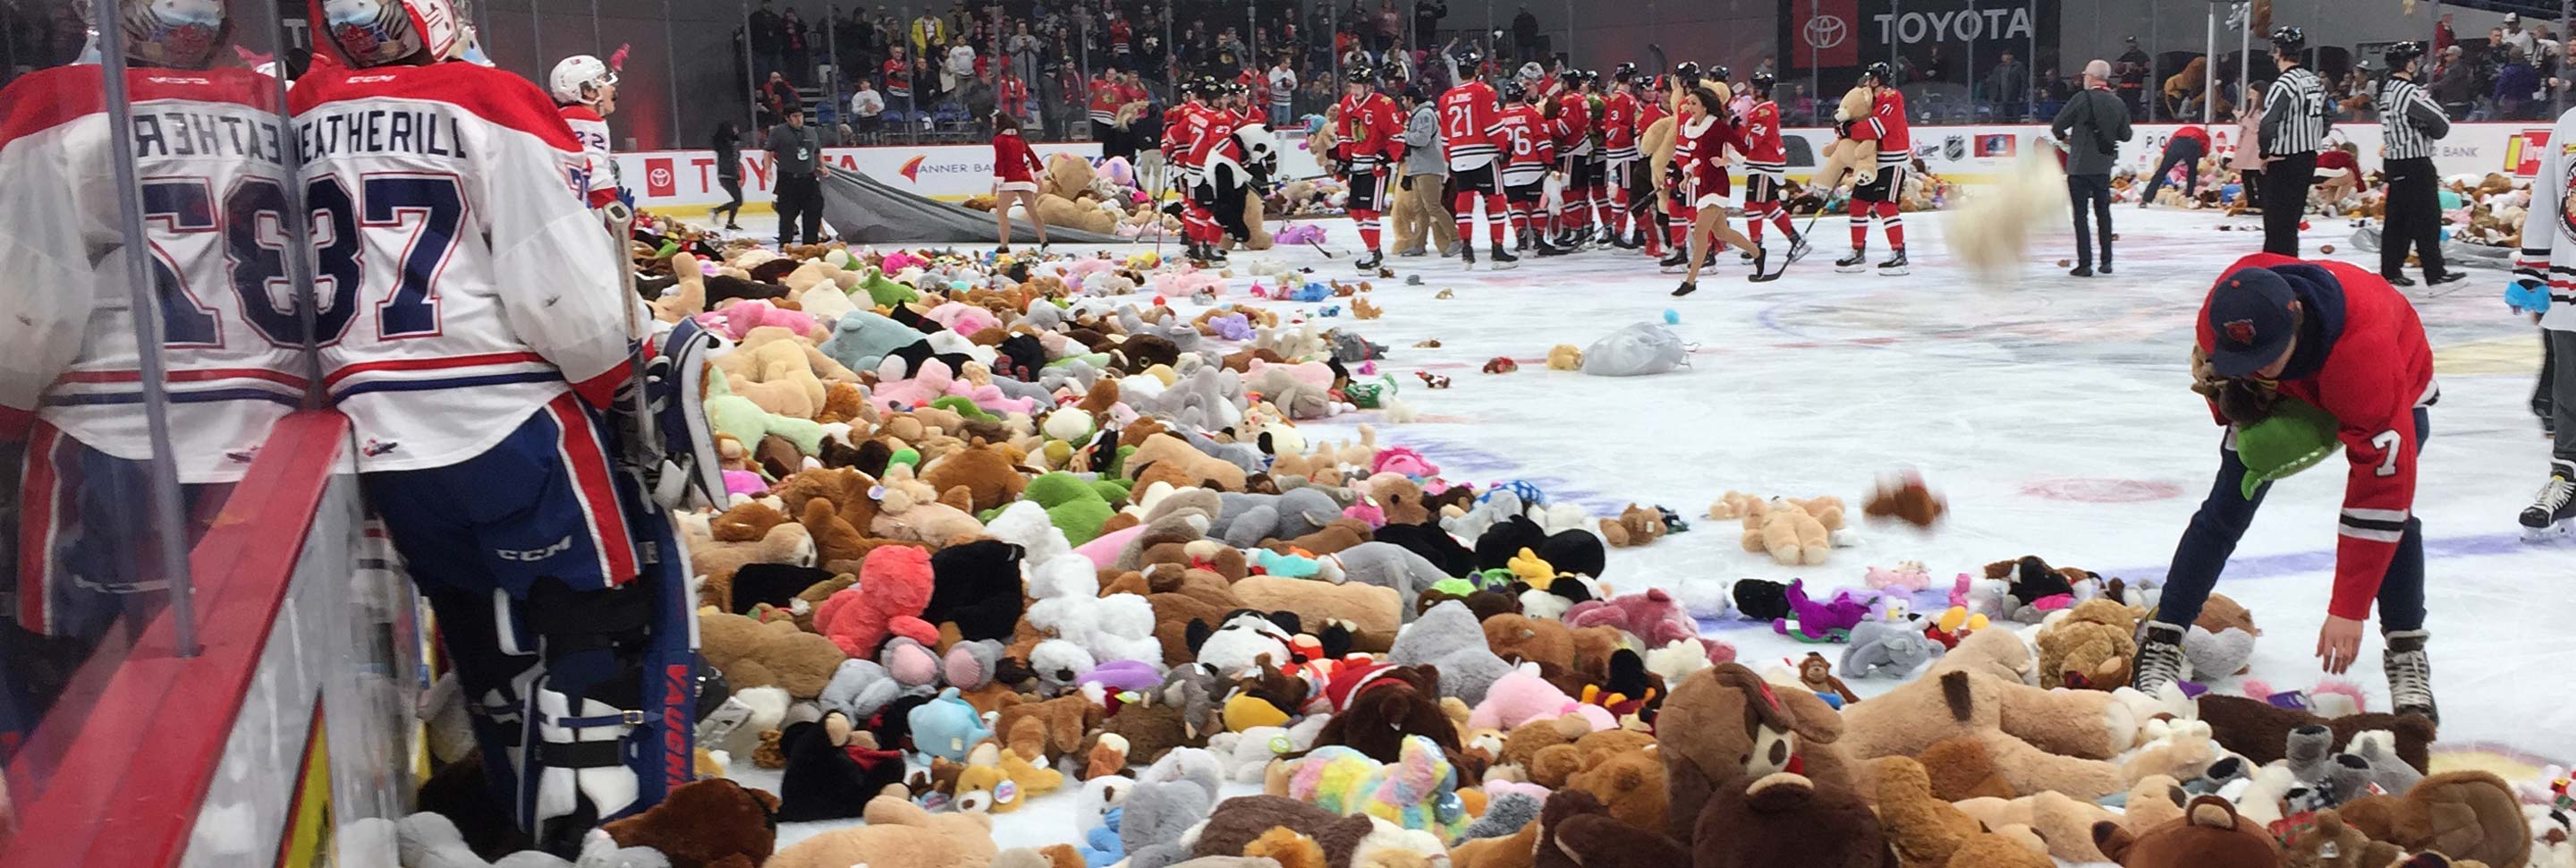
left=107, top=0, right=233, bottom=69
left=549, top=54, right=618, bottom=106
left=317, top=0, right=460, bottom=68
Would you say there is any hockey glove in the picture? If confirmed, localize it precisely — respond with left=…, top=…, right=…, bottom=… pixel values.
left=2508, top=278, right=2552, bottom=315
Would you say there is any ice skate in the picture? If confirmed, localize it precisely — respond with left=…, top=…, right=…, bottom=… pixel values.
left=1534, top=237, right=1572, bottom=257
left=1458, top=243, right=1476, bottom=270
left=1786, top=234, right=1811, bottom=263
left=2521, top=461, right=2575, bottom=540
left=1658, top=249, right=1688, bottom=273
left=2131, top=621, right=2188, bottom=694
left=2383, top=630, right=2438, bottom=724
left=1354, top=251, right=1384, bottom=271
left=1488, top=243, right=1519, bottom=270
left=1835, top=247, right=1869, bottom=273
left=1876, top=247, right=1910, bottom=276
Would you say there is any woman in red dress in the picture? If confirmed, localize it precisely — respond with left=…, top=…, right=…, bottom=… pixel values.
left=990, top=110, right=1048, bottom=251
left=1672, top=86, right=1773, bottom=296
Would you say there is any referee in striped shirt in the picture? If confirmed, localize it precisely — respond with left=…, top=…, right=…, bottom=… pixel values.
left=2260, top=25, right=2328, bottom=255
left=2377, top=41, right=2463, bottom=287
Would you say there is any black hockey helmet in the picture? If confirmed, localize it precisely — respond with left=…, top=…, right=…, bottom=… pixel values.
left=1192, top=75, right=1225, bottom=98
left=2383, top=40, right=2427, bottom=73
left=1861, top=60, right=1894, bottom=85
left=1749, top=70, right=1775, bottom=94
left=1347, top=62, right=1379, bottom=83
left=1612, top=62, right=1638, bottom=82
left=1709, top=64, right=1731, bottom=83
left=1673, top=60, right=1701, bottom=83
left=1504, top=81, right=1530, bottom=102
left=1580, top=69, right=1601, bottom=86
left=1557, top=67, right=1583, bottom=86
left=2271, top=25, right=2306, bottom=52
left=1454, top=44, right=1485, bottom=68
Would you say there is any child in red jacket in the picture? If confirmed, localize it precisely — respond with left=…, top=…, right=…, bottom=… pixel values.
left=2133, top=254, right=2440, bottom=723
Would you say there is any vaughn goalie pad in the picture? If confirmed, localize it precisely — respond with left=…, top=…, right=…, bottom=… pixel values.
left=645, top=317, right=729, bottom=512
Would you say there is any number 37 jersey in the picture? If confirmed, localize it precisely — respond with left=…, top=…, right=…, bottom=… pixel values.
left=292, top=63, right=633, bottom=472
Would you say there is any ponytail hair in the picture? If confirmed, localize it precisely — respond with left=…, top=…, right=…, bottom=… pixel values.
left=991, top=109, right=1021, bottom=133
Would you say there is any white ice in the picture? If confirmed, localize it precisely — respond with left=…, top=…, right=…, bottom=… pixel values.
left=723, top=205, right=2571, bottom=854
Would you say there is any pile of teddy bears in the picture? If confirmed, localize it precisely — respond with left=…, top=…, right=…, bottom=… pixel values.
left=393, top=234, right=2547, bottom=868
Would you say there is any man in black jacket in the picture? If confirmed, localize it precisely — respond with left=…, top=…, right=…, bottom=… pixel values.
left=2052, top=59, right=2134, bottom=277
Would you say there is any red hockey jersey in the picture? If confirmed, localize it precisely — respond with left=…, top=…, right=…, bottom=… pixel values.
left=1335, top=92, right=1404, bottom=168
left=1182, top=106, right=1244, bottom=169
left=1860, top=88, right=1911, bottom=167
left=1551, top=90, right=1592, bottom=156
left=1497, top=104, right=1555, bottom=186
left=2193, top=254, right=2437, bottom=622
left=1437, top=81, right=1505, bottom=170
left=1602, top=90, right=1640, bottom=161
left=1161, top=102, right=1199, bottom=162
left=1741, top=99, right=1786, bottom=178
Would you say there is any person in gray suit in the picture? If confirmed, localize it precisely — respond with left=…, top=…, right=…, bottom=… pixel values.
left=2052, top=58, right=2134, bottom=276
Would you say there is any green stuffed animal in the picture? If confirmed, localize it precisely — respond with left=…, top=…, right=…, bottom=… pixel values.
left=2233, top=396, right=2341, bottom=498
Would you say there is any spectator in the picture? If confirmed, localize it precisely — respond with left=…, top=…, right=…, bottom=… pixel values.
left=883, top=45, right=913, bottom=116
left=2115, top=36, right=2150, bottom=118
left=762, top=70, right=799, bottom=127
left=2231, top=85, right=2268, bottom=206
left=1756, top=55, right=1775, bottom=79
left=912, top=7, right=947, bottom=55
left=1220, top=27, right=1251, bottom=68
left=945, top=41, right=979, bottom=94
left=1376, top=1, right=1402, bottom=54
left=2506, top=13, right=2538, bottom=62
left=1987, top=50, right=2029, bottom=117
left=2550, top=41, right=2576, bottom=106
left=1138, top=36, right=1167, bottom=81
left=1512, top=4, right=1540, bottom=63
left=784, top=7, right=809, bottom=81
left=2436, top=12, right=2456, bottom=55
left=852, top=76, right=885, bottom=139
left=2434, top=44, right=2473, bottom=117
left=1009, top=21, right=1041, bottom=83
left=1111, top=10, right=1133, bottom=59
left=1413, top=0, right=1445, bottom=50
left=710, top=122, right=746, bottom=230
left=750, top=0, right=784, bottom=81
left=1267, top=55, right=1299, bottom=127
left=2053, top=58, right=2131, bottom=277
left=1924, top=43, right=1952, bottom=83
left=2497, top=47, right=2538, bottom=120
left=1395, top=86, right=1453, bottom=256
left=998, top=67, right=1033, bottom=126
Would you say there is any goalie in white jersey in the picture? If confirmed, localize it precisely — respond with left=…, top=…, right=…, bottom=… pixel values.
left=0, top=0, right=297, bottom=707
left=302, top=0, right=695, bottom=851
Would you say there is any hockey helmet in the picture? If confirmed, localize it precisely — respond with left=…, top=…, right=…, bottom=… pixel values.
left=1749, top=70, right=1776, bottom=93
left=318, top=0, right=461, bottom=67
left=2270, top=25, right=2306, bottom=52
left=104, top=0, right=232, bottom=69
left=1612, top=62, right=1638, bottom=82
left=2383, top=40, right=2426, bottom=73
left=1861, top=60, right=1894, bottom=85
left=549, top=54, right=619, bottom=106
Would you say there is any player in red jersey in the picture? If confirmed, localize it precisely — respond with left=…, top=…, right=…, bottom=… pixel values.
left=1737, top=72, right=1809, bottom=264
left=2130, top=255, right=2441, bottom=724
left=1669, top=85, right=1775, bottom=296
left=1334, top=65, right=1407, bottom=270
left=1836, top=62, right=1913, bottom=275
left=1165, top=79, right=1226, bottom=263
left=1496, top=83, right=1559, bottom=254
left=1632, top=73, right=1674, bottom=258
left=1439, top=46, right=1518, bottom=269
left=1547, top=69, right=1597, bottom=248
left=1600, top=64, right=1645, bottom=250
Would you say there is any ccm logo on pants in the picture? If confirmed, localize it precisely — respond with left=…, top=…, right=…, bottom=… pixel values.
left=497, top=536, right=578, bottom=562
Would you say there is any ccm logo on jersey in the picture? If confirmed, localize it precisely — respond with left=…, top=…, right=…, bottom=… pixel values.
left=497, top=536, right=577, bottom=562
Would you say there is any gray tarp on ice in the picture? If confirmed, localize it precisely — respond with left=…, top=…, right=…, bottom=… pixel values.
left=817, top=167, right=1131, bottom=245
left=2347, top=226, right=2513, bottom=269
left=1581, top=322, right=1690, bottom=377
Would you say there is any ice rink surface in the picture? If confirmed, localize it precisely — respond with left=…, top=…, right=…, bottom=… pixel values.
left=726, top=205, right=2570, bottom=852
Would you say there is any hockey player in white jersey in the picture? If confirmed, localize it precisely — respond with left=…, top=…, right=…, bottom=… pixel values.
left=302, top=0, right=694, bottom=851
left=552, top=52, right=624, bottom=210
left=0, top=0, right=295, bottom=682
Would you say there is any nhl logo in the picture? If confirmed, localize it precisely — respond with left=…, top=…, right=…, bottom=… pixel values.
left=1944, top=136, right=1966, bottom=161
left=2223, top=319, right=2258, bottom=346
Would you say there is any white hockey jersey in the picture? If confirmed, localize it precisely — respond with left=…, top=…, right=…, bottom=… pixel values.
left=292, top=61, right=634, bottom=472
left=0, top=65, right=303, bottom=484
left=559, top=104, right=621, bottom=208
left=2513, top=106, right=2576, bottom=332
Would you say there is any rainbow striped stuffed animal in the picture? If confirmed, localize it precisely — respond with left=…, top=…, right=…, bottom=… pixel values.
left=1280, top=735, right=1466, bottom=838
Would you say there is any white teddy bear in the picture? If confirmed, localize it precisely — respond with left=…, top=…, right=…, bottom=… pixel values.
left=1023, top=554, right=1161, bottom=666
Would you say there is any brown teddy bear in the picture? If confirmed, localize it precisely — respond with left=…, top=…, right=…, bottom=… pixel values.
left=990, top=694, right=1100, bottom=763
left=699, top=608, right=847, bottom=699
left=764, top=796, right=996, bottom=868
left=602, top=778, right=783, bottom=868
left=1104, top=564, right=1245, bottom=665
left=2090, top=796, right=2282, bottom=868
left=1597, top=504, right=1665, bottom=549
left=688, top=518, right=818, bottom=612
left=1233, top=576, right=1400, bottom=652
left=2194, top=694, right=2436, bottom=773
left=1562, top=743, right=1667, bottom=830
left=1690, top=772, right=1890, bottom=868
left=919, top=443, right=1029, bottom=514
left=1481, top=613, right=1624, bottom=676
left=1870, top=756, right=1989, bottom=868
left=2034, top=598, right=2139, bottom=690
left=1916, top=736, right=2013, bottom=801
left=1839, top=628, right=2134, bottom=801
left=1191, top=796, right=1384, bottom=868
left=2333, top=770, right=2529, bottom=868
left=1127, top=432, right=1250, bottom=492
left=2283, top=808, right=2404, bottom=868
left=1655, top=664, right=1861, bottom=839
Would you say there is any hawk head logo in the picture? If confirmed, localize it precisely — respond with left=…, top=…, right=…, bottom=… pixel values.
left=899, top=155, right=927, bottom=182
left=2223, top=319, right=2258, bottom=346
